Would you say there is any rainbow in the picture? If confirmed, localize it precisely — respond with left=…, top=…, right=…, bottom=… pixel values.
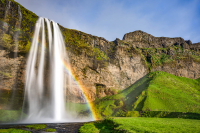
left=61, top=58, right=98, bottom=121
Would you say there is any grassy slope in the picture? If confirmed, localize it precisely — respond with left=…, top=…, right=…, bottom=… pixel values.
left=93, top=71, right=200, bottom=118
left=142, top=72, right=200, bottom=112
left=79, top=118, right=200, bottom=133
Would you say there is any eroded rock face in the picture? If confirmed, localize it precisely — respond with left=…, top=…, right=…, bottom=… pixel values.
left=190, top=43, right=200, bottom=52
left=151, top=60, right=200, bottom=79
left=0, top=50, right=25, bottom=109
left=0, top=50, right=25, bottom=89
left=123, top=30, right=190, bottom=49
left=68, top=44, right=148, bottom=101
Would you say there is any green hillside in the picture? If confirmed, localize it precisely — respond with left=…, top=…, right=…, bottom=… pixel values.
left=93, top=71, right=200, bottom=118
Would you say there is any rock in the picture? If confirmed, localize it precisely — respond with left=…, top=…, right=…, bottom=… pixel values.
left=123, top=30, right=187, bottom=48
left=185, top=40, right=192, bottom=45
left=167, top=48, right=176, bottom=56
left=151, top=60, right=200, bottom=79
left=190, top=43, right=200, bottom=52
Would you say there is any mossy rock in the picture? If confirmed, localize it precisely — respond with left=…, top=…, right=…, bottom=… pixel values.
left=25, top=124, right=47, bottom=130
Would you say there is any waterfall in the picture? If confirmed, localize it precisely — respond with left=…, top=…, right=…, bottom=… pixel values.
left=13, top=5, right=22, bottom=56
left=22, top=17, right=70, bottom=122
left=10, top=4, right=23, bottom=109
left=3, top=1, right=11, bottom=28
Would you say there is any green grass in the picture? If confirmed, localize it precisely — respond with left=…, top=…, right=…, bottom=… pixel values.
left=142, top=71, right=200, bottom=112
left=79, top=123, right=100, bottom=133
left=66, top=102, right=89, bottom=112
left=93, top=71, right=200, bottom=118
left=114, top=117, right=200, bottom=133
left=93, top=73, right=151, bottom=118
left=25, top=124, right=46, bottom=130
left=79, top=117, right=200, bottom=133
left=0, top=128, right=30, bottom=133
left=79, top=118, right=119, bottom=133
left=44, top=128, right=56, bottom=132
left=140, top=111, right=200, bottom=119
left=65, top=102, right=93, bottom=118
left=0, top=110, right=23, bottom=122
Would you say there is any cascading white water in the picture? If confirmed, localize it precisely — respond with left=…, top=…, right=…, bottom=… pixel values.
left=51, top=21, right=67, bottom=120
left=23, top=17, right=70, bottom=122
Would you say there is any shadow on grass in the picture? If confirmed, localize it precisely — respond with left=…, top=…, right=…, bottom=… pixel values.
left=122, top=74, right=151, bottom=111
left=141, top=111, right=200, bottom=120
left=79, top=119, right=127, bottom=133
left=93, top=118, right=126, bottom=133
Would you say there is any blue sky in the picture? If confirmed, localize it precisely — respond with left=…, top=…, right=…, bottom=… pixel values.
left=15, top=0, right=200, bottom=43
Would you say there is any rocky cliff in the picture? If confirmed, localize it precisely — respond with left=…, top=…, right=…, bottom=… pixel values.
left=0, top=0, right=200, bottom=107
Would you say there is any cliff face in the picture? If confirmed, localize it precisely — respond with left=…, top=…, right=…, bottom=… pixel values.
left=68, top=46, right=148, bottom=101
left=0, top=0, right=200, bottom=106
left=151, top=60, right=200, bottom=79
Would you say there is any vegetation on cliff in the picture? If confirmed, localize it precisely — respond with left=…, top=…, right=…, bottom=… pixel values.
left=60, top=26, right=110, bottom=69
left=137, top=46, right=200, bottom=70
left=0, top=0, right=38, bottom=53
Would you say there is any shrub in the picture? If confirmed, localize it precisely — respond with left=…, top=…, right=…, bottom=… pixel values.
left=126, top=111, right=139, bottom=117
left=79, top=123, right=99, bottom=133
left=114, top=99, right=123, bottom=106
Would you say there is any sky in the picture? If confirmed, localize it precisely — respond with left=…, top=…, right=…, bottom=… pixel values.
left=15, top=0, right=200, bottom=43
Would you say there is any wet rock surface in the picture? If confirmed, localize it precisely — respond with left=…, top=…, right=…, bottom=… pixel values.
left=0, top=122, right=89, bottom=133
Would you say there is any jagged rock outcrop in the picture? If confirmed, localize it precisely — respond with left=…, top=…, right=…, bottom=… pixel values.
left=190, top=43, right=200, bottom=52
left=123, top=30, right=190, bottom=49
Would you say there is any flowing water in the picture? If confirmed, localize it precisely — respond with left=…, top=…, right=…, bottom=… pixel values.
left=13, top=5, right=22, bottom=56
left=21, top=17, right=92, bottom=123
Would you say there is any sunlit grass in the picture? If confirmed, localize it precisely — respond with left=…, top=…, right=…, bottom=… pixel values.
left=114, top=117, right=200, bottom=133
left=79, top=117, right=200, bottom=133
